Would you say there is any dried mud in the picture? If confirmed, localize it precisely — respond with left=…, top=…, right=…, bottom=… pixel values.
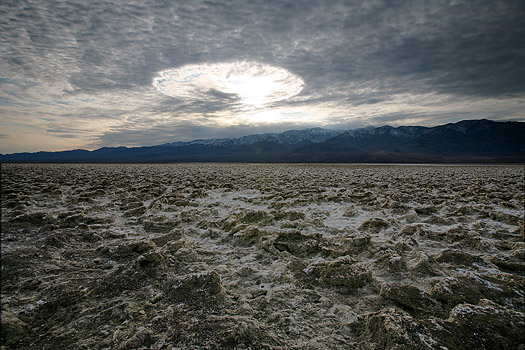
left=1, top=163, right=524, bottom=349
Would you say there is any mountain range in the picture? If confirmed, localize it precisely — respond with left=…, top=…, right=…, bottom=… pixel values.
left=1, top=119, right=524, bottom=163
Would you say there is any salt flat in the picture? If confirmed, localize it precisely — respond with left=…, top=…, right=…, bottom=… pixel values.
left=1, top=163, right=524, bottom=349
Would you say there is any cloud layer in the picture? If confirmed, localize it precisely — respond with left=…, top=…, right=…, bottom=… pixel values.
left=1, top=0, right=524, bottom=152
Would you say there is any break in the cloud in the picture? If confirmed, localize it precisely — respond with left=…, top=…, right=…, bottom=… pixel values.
left=1, top=0, right=524, bottom=153
left=153, top=62, right=304, bottom=108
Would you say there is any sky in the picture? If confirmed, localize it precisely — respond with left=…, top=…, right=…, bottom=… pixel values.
left=1, top=0, right=524, bottom=153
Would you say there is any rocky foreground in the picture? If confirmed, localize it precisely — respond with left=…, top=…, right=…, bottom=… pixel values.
left=1, top=163, right=524, bottom=349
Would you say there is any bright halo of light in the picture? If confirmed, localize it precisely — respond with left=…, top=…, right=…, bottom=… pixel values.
left=152, top=62, right=304, bottom=107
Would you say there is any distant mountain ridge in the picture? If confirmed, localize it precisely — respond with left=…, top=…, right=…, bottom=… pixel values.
left=1, top=119, right=524, bottom=163
left=167, top=127, right=343, bottom=147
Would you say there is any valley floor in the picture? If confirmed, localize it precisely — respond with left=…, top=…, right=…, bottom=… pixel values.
left=1, top=163, right=524, bottom=349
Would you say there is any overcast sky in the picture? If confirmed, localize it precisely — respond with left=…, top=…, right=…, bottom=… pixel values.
left=1, top=0, right=524, bottom=153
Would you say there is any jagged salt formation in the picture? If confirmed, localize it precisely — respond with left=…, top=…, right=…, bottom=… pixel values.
left=1, top=163, right=523, bottom=349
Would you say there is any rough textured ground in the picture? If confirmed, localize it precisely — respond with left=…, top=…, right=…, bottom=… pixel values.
left=1, top=163, right=524, bottom=350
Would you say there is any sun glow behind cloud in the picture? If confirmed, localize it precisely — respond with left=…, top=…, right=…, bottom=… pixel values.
left=152, top=62, right=304, bottom=109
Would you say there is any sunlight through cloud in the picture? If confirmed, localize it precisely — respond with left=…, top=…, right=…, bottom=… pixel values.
left=152, top=62, right=304, bottom=107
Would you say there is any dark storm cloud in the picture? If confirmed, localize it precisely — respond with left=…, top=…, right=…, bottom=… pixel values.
left=357, top=3, right=525, bottom=97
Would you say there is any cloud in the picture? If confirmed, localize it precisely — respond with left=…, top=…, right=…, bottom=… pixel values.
left=1, top=0, right=524, bottom=152
left=152, top=62, right=304, bottom=108
left=4, top=0, right=523, bottom=97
